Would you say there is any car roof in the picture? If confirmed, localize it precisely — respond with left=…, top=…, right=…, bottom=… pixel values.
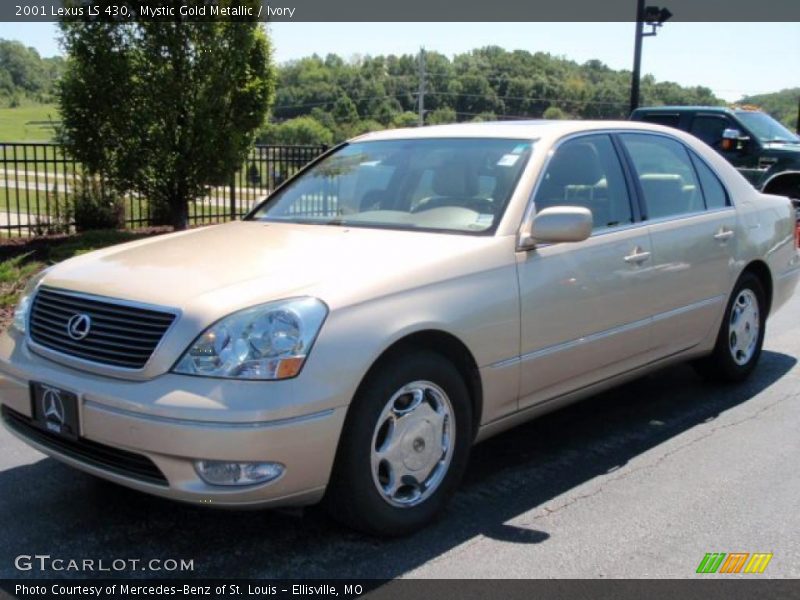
left=633, top=105, right=762, bottom=115
left=352, top=119, right=684, bottom=143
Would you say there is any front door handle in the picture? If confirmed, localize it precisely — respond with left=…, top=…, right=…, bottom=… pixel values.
left=624, top=247, right=651, bottom=264
left=714, top=228, right=735, bottom=241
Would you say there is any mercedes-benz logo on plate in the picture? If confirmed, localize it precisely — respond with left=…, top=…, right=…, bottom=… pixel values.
left=66, top=313, right=92, bottom=341
left=42, top=387, right=65, bottom=425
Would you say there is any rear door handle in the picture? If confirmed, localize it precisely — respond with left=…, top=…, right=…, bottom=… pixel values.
left=624, top=248, right=651, bottom=264
left=714, top=228, right=735, bottom=241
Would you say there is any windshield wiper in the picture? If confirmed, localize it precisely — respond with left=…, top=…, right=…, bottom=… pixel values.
left=764, top=138, right=800, bottom=144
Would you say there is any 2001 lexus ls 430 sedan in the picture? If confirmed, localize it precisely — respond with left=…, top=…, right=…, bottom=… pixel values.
left=2, top=121, right=798, bottom=535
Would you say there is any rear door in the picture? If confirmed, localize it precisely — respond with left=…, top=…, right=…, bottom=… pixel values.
left=618, top=133, right=737, bottom=357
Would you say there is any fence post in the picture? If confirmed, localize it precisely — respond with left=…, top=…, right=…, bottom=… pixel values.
left=229, top=171, right=236, bottom=221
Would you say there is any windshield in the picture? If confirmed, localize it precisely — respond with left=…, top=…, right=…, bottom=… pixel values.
left=736, top=111, right=800, bottom=143
left=248, top=138, right=534, bottom=234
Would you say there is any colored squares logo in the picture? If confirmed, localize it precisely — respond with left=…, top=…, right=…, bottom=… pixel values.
left=697, top=552, right=773, bottom=574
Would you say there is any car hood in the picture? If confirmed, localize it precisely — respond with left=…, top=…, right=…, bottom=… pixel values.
left=43, top=220, right=507, bottom=315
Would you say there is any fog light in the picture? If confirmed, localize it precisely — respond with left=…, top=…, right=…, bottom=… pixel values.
left=195, top=460, right=285, bottom=486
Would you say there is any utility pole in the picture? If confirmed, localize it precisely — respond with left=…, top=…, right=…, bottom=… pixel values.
left=418, top=47, right=426, bottom=127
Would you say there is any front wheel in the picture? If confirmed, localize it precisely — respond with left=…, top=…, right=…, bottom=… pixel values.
left=694, top=272, right=767, bottom=382
left=324, top=350, right=472, bottom=536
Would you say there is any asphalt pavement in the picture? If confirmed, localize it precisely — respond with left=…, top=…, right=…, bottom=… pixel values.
left=0, top=288, right=798, bottom=579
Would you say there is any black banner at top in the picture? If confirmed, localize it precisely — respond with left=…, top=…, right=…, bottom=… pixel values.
left=2, top=0, right=800, bottom=22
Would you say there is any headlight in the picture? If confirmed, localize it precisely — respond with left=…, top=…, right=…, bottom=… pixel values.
left=173, top=297, right=328, bottom=380
left=12, top=268, right=50, bottom=335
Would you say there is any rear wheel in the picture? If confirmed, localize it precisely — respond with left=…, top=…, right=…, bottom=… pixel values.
left=325, top=350, right=472, bottom=536
left=694, top=272, right=767, bottom=382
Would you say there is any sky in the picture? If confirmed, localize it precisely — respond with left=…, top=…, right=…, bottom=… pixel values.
left=0, top=21, right=798, bottom=102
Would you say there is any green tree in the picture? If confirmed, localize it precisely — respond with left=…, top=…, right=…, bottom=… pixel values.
left=57, top=10, right=275, bottom=229
left=259, top=116, right=333, bottom=146
left=426, top=107, right=457, bottom=125
left=0, top=39, right=64, bottom=103
left=543, top=106, right=568, bottom=119
left=392, top=111, right=420, bottom=128
left=332, top=95, right=359, bottom=124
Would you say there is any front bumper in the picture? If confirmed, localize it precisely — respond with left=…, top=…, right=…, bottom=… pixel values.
left=0, top=330, right=348, bottom=508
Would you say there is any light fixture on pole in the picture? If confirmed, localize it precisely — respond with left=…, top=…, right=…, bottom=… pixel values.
left=629, top=1, right=672, bottom=114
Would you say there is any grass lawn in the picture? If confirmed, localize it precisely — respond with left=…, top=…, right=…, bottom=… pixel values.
left=0, top=252, right=46, bottom=307
left=0, top=104, right=60, bottom=142
left=0, top=186, right=70, bottom=216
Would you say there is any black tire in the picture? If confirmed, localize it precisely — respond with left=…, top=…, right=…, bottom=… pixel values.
left=693, top=271, right=767, bottom=382
left=324, top=349, right=473, bottom=536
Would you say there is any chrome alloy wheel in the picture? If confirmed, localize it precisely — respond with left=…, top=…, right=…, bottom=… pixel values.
left=729, top=289, right=760, bottom=366
left=370, top=380, right=455, bottom=507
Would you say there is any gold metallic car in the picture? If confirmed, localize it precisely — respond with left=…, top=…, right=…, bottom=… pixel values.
left=2, top=121, right=798, bottom=535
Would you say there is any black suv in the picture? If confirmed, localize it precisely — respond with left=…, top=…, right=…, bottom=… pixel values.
left=630, top=106, right=800, bottom=220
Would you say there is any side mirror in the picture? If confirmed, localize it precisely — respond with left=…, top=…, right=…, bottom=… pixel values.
left=721, top=128, right=750, bottom=152
left=520, top=206, right=593, bottom=248
left=722, top=128, right=744, bottom=141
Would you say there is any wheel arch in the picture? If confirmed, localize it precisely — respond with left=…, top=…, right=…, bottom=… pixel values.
left=761, top=171, right=800, bottom=198
left=740, top=260, right=773, bottom=316
left=352, top=329, right=483, bottom=440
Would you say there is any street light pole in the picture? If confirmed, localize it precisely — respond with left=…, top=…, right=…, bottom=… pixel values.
left=629, top=0, right=646, bottom=114
left=629, top=1, right=671, bottom=114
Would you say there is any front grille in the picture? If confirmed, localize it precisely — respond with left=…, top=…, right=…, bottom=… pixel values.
left=29, top=287, right=176, bottom=369
left=2, top=406, right=168, bottom=486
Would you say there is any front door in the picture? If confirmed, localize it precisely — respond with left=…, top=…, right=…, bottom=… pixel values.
left=516, top=134, right=656, bottom=409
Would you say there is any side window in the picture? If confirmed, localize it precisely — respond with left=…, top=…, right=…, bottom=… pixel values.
left=642, top=113, right=680, bottom=128
left=690, top=152, right=729, bottom=210
left=689, top=115, right=733, bottom=149
left=620, top=133, right=704, bottom=220
left=534, top=135, right=633, bottom=231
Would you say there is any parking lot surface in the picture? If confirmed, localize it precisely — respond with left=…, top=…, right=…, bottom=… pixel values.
left=1, top=290, right=798, bottom=579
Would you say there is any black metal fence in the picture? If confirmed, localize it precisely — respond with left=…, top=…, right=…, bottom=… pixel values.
left=0, top=142, right=327, bottom=238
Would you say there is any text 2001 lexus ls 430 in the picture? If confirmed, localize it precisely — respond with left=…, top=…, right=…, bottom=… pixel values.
left=2, top=121, right=798, bottom=535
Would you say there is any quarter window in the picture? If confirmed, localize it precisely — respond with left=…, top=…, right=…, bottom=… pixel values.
left=690, top=153, right=729, bottom=210
left=533, top=135, right=633, bottom=231
left=620, top=134, right=704, bottom=220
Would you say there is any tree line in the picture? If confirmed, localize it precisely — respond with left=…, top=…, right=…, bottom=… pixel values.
left=0, top=40, right=65, bottom=106
left=738, top=88, right=799, bottom=130
left=258, top=46, right=725, bottom=145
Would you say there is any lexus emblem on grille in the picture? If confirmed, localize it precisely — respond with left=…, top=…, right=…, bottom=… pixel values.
left=66, top=313, right=92, bottom=340
left=42, top=387, right=65, bottom=425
